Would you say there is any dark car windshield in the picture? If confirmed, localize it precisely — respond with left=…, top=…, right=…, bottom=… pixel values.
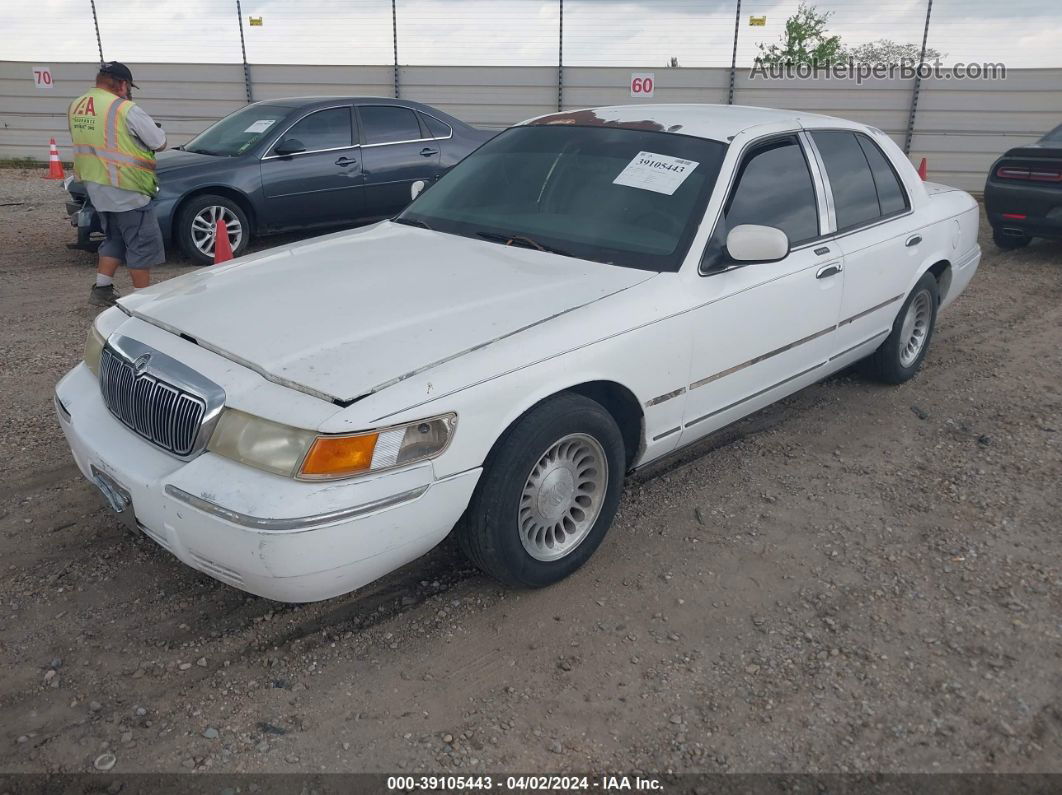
left=1041, top=123, right=1062, bottom=143
left=397, top=125, right=727, bottom=271
left=183, top=105, right=293, bottom=156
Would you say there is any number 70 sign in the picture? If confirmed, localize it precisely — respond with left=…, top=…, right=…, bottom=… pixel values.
left=32, top=66, right=54, bottom=89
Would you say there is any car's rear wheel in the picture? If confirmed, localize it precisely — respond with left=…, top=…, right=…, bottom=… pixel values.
left=863, top=271, right=940, bottom=384
left=176, top=194, right=250, bottom=266
left=992, top=227, right=1031, bottom=250
left=457, top=393, right=626, bottom=588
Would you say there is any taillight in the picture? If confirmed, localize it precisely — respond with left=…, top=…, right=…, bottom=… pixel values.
left=996, top=165, right=1062, bottom=182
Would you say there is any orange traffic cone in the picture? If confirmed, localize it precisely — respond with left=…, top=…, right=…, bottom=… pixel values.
left=213, top=219, right=234, bottom=264
left=917, top=157, right=927, bottom=181
left=46, top=138, right=64, bottom=179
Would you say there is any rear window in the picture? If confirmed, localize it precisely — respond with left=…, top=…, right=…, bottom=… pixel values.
left=360, top=106, right=423, bottom=145
left=811, top=131, right=882, bottom=231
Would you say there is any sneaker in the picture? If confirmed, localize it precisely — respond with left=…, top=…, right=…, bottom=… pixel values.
left=89, top=284, right=120, bottom=307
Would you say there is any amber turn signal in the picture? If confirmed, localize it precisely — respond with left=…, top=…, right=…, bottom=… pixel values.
left=300, top=433, right=379, bottom=478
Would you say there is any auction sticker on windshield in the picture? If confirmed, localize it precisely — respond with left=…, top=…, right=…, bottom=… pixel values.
left=613, top=151, right=699, bottom=195
left=243, top=119, right=276, bottom=134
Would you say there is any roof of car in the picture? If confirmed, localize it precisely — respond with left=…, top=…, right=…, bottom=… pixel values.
left=522, top=104, right=854, bottom=142
left=256, top=96, right=427, bottom=108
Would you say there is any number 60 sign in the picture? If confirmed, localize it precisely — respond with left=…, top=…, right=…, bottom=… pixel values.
left=630, top=72, right=655, bottom=98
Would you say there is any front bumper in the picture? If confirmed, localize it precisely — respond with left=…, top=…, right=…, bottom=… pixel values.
left=55, top=363, right=481, bottom=602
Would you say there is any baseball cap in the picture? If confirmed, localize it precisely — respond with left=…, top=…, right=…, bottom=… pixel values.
left=99, top=61, right=139, bottom=89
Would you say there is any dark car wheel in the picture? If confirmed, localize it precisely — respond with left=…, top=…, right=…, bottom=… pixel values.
left=176, top=194, right=251, bottom=266
left=992, top=227, right=1031, bottom=251
left=863, top=271, right=940, bottom=385
left=457, top=393, right=626, bottom=588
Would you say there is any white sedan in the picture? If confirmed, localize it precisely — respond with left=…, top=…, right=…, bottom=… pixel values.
left=55, top=104, right=981, bottom=602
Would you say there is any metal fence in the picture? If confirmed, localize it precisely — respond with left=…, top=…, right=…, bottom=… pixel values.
left=2, top=0, right=1060, bottom=191
left=3, top=59, right=1059, bottom=192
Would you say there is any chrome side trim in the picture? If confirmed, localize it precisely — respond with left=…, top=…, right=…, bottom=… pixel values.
left=652, top=426, right=681, bottom=442
left=838, top=294, right=903, bottom=327
left=362, top=137, right=439, bottom=149
left=164, top=483, right=429, bottom=532
left=800, top=130, right=837, bottom=234
left=829, top=329, right=890, bottom=361
left=689, top=324, right=835, bottom=390
left=644, top=387, right=686, bottom=407
left=685, top=362, right=826, bottom=428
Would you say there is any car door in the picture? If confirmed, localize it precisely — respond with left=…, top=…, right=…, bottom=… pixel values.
left=807, top=130, right=918, bottom=358
left=357, top=104, right=442, bottom=217
left=678, top=133, right=844, bottom=446
left=259, top=105, right=364, bottom=229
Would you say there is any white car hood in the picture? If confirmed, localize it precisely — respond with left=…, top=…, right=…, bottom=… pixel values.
left=121, top=222, right=654, bottom=404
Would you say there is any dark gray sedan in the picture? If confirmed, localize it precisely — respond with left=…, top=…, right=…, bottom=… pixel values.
left=65, top=97, right=494, bottom=265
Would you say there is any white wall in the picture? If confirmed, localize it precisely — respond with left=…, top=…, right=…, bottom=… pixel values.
left=3, top=60, right=1056, bottom=192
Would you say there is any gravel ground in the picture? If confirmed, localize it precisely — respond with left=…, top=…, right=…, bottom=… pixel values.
left=0, top=167, right=1060, bottom=776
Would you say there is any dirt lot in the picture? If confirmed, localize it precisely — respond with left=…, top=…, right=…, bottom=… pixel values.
left=0, top=167, right=1060, bottom=776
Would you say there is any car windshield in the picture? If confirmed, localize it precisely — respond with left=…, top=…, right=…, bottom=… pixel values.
left=397, top=125, right=727, bottom=271
left=1041, top=123, right=1062, bottom=143
left=182, top=105, right=293, bottom=156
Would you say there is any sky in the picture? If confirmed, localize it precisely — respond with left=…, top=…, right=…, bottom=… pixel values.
left=2, top=0, right=1061, bottom=68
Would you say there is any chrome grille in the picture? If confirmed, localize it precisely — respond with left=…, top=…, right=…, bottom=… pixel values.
left=100, top=347, right=206, bottom=456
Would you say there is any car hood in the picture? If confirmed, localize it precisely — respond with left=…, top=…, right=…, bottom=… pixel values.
left=154, top=148, right=230, bottom=174
left=119, top=222, right=655, bottom=404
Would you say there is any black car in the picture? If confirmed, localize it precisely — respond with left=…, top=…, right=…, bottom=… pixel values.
left=984, top=122, right=1062, bottom=250
left=65, top=97, right=494, bottom=264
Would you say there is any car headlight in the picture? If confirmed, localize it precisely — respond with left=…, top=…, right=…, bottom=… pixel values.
left=207, top=411, right=456, bottom=480
left=84, top=323, right=106, bottom=376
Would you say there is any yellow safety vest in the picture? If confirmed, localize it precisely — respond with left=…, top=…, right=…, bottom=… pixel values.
left=68, top=87, right=158, bottom=196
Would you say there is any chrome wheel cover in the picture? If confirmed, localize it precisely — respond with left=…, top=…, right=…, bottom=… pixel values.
left=519, top=433, right=607, bottom=562
left=899, top=289, right=932, bottom=368
left=190, top=205, right=243, bottom=256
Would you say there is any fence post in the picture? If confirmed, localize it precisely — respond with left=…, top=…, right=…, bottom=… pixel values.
left=392, top=0, right=400, bottom=99
left=235, top=0, right=253, bottom=103
left=557, top=0, right=564, bottom=111
left=727, top=0, right=741, bottom=104
left=89, top=0, right=104, bottom=64
left=903, top=0, right=933, bottom=155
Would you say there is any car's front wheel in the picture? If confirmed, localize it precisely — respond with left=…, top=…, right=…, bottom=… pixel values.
left=863, top=271, right=940, bottom=384
left=458, top=393, right=626, bottom=588
left=176, top=194, right=251, bottom=266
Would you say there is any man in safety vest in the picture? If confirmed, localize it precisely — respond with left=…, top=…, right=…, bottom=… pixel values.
left=68, top=62, right=167, bottom=306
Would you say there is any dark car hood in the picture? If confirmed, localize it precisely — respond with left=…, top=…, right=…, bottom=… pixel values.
left=154, top=148, right=229, bottom=174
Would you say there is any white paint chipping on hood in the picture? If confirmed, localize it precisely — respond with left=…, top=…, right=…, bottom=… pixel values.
left=120, top=222, right=654, bottom=404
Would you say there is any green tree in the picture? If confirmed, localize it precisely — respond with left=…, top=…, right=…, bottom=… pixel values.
left=755, top=2, right=845, bottom=67
left=847, top=39, right=943, bottom=65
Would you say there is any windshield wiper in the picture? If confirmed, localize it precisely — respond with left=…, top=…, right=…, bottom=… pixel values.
left=184, top=147, right=226, bottom=156
left=474, top=231, right=573, bottom=258
left=392, top=217, right=433, bottom=231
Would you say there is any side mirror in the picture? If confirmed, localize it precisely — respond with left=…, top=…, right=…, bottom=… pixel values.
left=410, top=179, right=427, bottom=200
left=272, top=137, right=306, bottom=156
left=725, top=224, right=790, bottom=263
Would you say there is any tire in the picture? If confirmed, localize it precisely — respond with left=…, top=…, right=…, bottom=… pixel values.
left=992, top=227, right=1031, bottom=250
left=457, top=393, right=626, bottom=588
left=863, top=271, right=940, bottom=384
left=176, top=194, right=251, bottom=266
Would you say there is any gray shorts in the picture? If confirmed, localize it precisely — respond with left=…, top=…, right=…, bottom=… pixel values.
left=99, top=205, right=166, bottom=269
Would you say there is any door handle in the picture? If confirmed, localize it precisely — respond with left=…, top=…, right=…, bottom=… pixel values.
left=905, top=234, right=922, bottom=247
left=816, top=263, right=843, bottom=279
left=335, top=157, right=358, bottom=167
left=419, top=147, right=439, bottom=157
